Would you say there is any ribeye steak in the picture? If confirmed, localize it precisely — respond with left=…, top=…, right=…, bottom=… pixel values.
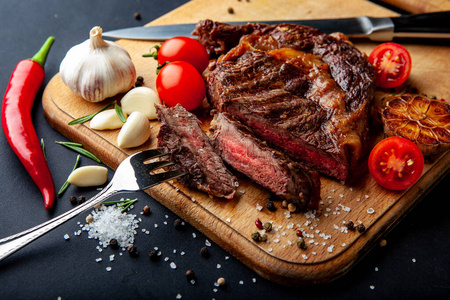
left=193, top=20, right=376, bottom=181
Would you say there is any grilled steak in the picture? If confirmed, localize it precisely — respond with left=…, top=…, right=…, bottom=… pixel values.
left=193, top=20, right=376, bottom=181
left=156, top=104, right=238, bottom=199
left=210, top=112, right=321, bottom=210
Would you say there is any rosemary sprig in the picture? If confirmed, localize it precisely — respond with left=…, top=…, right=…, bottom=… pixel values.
left=103, top=198, right=138, bottom=213
left=56, top=141, right=101, bottom=163
left=58, top=154, right=81, bottom=195
left=68, top=101, right=116, bottom=125
left=115, top=102, right=126, bottom=123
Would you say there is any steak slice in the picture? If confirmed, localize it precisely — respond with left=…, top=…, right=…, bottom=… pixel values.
left=210, top=112, right=321, bottom=210
left=194, top=20, right=375, bottom=181
left=156, top=104, right=238, bottom=199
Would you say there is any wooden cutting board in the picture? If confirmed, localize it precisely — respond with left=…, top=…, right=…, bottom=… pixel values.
left=42, top=0, right=450, bottom=285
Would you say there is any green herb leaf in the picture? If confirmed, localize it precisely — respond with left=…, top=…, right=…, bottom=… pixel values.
left=115, top=102, right=127, bottom=123
left=56, top=141, right=101, bottom=163
left=68, top=101, right=116, bottom=125
left=58, top=154, right=81, bottom=195
left=102, top=198, right=138, bottom=213
left=41, top=138, right=46, bottom=160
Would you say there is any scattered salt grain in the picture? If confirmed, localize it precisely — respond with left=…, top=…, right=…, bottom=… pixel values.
left=367, top=208, right=375, bottom=214
left=84, top=204, right=139, bottom=249
left=109, top=254, right=115, bottom=262
left=95, top=258, right=102, bottom=263
left=106, top=266, right=112, bottom=272
left=192, top=233, right=197, bottom=238
left=63, top=234, right=70, bottom=240
left=412, top=258, right=416, bottom=263
left=256, top=204, right=263, bottom=211
left=252, top=278, right=256, bottom=283
left=375, top=267, right=379, bottom=272
left=176, top=293, right=182, bottom=299
left=170, top=262, right=177, bottom=269
left=205, top=239, right=212, bottom=247
left=327, top=245, right=335, bottom=253
left=239, top=280, right=244, bottom=285
left=370, top=285, right=375, bottom=290
left=226, top=218, right=231, bottom=223
left=217, top=264, right=221, bottom=269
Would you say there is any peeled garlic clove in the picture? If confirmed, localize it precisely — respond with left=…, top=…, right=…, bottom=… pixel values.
left=117, top=111, right=151, bottom=148
left=59, top=26, right=136, bottom=102
left=121, top=87, right=161, bottom=120
left=90, top=109, right=126, bottom=130
left=68, top=166, right=108, bottom=187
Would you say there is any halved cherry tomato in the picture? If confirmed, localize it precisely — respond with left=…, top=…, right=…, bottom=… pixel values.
left=157, top=36, right=209, bottom=73
left=156, top=61, right=206, bottom=111
left=368, top=42, right=412, bottom=89
left=368, top=136, right=424, bottom=190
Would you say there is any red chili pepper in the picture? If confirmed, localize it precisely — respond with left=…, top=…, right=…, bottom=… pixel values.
left=2, top=37, right=56, bottom=210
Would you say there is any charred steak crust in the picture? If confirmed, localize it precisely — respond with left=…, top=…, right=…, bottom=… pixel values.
left=210, top=112, right=321, bottom=210
left=194, top=20, right=376, bottom=181
left=156, top=104, right=238, bottom=199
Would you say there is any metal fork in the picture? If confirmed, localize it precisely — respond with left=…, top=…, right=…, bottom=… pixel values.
left=0, top=149, right=184, bottom=262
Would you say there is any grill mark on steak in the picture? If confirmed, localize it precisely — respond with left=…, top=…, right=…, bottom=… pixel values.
left=195, top=20, right=375, bottom=181
left=156, top=104, right=238, bottom=199
left=210, top=112, right=321, bottom=210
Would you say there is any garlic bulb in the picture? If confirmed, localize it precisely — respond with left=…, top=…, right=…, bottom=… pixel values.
left=59, top=26, right=136, bottom=102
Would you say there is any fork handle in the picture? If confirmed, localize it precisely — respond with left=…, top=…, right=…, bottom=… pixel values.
left=0, top=182, right=117, bottom=262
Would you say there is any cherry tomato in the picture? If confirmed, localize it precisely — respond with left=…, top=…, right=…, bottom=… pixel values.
left=158, top=36, right=209, bottom=73
left=368, top=136, right=424, bottom=191
left=156, top=61, right=206, bottom=111
left=368, top=42, right=412, bottom=89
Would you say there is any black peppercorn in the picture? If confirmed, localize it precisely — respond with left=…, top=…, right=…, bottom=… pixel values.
left=148, top=249, right=159, bottom=261
left=297, top=237, right=307, bottom=250
left=134, top=12, right=141, bottom=20
left=185, top=269, right=195, bottom=280
left=142, top=205, right=151, bottom=215
left=127, top=245, right=138, bottom=257
left=109, top=238, right=119, bottom=250
left=251, top=232, right=260, bottom=242
left=346, top=221, right=355, bottom=231
left=228, top=7, right=234, bottom=14
left=266, top=202, right=276, bottom=212
left=77, top=196, right=85, bottom=204
left=174, top=218, right=183, bottom=229
left=356, top=224, right=366, bottom=233
left=69, top=195, right=77, bottom=205
left=200, top=246, right=210, bottom=258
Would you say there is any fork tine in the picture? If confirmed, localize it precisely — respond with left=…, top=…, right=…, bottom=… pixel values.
left=144, top=170, right=186, bottom=189
left=143, top=160, right=175, bottom=172
left=131, top=148, right=167, bottom=162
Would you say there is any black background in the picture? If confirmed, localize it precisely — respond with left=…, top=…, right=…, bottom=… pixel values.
left=0, top=1, right=449, bottom=299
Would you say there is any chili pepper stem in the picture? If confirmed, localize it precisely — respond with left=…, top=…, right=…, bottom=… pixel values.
left=31, top=36, right=55, bottom=68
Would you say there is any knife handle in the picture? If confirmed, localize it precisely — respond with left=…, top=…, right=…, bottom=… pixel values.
left=392, top=11, right=450, bottom=39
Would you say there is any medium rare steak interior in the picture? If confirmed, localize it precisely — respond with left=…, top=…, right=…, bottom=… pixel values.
left=156, top=104, right=238, bottom=199
left=193, top=20, right=376, bottom=181
left=210, top=112, right=321, bottom=210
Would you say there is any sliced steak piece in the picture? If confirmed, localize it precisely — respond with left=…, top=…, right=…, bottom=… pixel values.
left=210, top=112, right=321, bottom=210
left=156, top=104, right=238, bottom=199
left=194, top=20, right=375, bottom=181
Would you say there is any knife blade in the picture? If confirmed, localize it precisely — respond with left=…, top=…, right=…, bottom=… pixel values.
left=102, top=11, right=450, bottom=41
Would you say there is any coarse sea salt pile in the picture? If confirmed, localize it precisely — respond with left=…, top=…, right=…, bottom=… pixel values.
left=83, top=204, right=139, bottom=248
